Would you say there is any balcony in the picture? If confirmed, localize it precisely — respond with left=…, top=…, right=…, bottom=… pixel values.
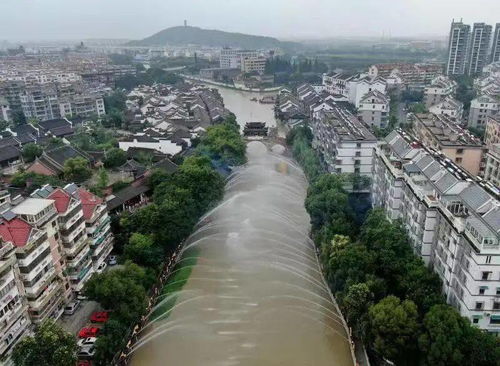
left=66, top=246, right=91, bottom=269
left=27, top=278, right=62, bottom=312
left=68, top=259, right=93, bottom=281
left=63, top=235, right=89, bottom=257
left=0, top=313, right=29, bottom=356
left=24, top=267, right=56, bottom=298
left=89, top=216, right=111, bottom=237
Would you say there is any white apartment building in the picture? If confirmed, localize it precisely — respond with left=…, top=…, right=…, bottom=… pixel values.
left=312, top=107, right=377, bottom=177
left=484, top=115, right=500, bottom=187
left=429, top=97, right=464, bottom=122
left=347, top=76, right=387, bottom=108
left=322, top=73, right=355, bottom=96
left=468, top=95, right=499, bottom=128
left=358, top=90, right=390, bottom=128
left=424, top=75, right=458, bottom=108
left=241, top=56, right=267, bottom=74
left=372, top=130, right=500, bottom=332
left=0, top=239, right=30, bottom=362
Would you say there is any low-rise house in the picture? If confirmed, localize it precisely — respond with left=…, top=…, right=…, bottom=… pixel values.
left=428, top=96, right=464, bottom=122
left=27, top=145, right=93, bottom=177
left=424, top=75, right=458, bottom=108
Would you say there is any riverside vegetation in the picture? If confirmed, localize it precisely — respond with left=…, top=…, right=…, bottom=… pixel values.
left=287, top=125, right=500, bottom=366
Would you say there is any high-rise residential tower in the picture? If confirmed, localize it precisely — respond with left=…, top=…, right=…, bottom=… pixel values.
left=446, top=21, right=471, bottom=76
left=467, top=23, right=493, bottom=75
left=491, top=23, right=500, bottom=63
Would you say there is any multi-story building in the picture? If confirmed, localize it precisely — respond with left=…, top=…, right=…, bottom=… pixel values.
left=347, top=75, right=387, bottom=108
left=67, top=185, right=113, bottom=270
left=357, top=90, right=390, bottom=128
left=492, top=24, right=500, bottom=63
left=484, top=115, right=500, bottom=187
left=468, top=95, right=499, bottom=128
left=9, top=198, right=69, bottom=322
left=423, top=76, right=458, bottom=108
left=0, top=234, right=31, bottom=362
left=312, top=107, right=377, bottom=177
left=322, top=73, right=355, bottom=96
left=467, top=23, right=492, bottom=76
left=372, top=130, right=500, bottom=332
left=31, top=186, right=93, bottom=294
left=446, top=21, right=471, bottom=76
left=219, top=48, right=258, bottom=70
left=428, top=96, right=464, bottom=122
left=0, top=97, right=11, bottom=122
left=241, top=56, right=267, bottom=74
left=368, top=62, right=443, bottom=88
left=411, top=113, right=485, bottom=176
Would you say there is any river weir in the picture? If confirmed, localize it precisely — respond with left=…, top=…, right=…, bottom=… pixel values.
left=129, top=89, right=354, bottom=366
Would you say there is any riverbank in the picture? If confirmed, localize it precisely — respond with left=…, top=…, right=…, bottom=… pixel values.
left=180, top=74, right=282, bottom=92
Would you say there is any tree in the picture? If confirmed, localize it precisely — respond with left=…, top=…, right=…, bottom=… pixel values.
left=84, top=262, right=150, bottom=324
left=368, top=296, right=421, bottom=365
left=21, top=143, right=43, bottom=162
left=418, top=305, right=469, bottom=366
left=12, top=320, right=77, bottom=366
left=0, top=119, right=8, bottom=132
left=63, top=157, right=92, bottom=183
left=104, top=147, right=127, bottom=168
left=341, top=282, right=373, bottom=339
left=12, top=109, right=26, bottom=126
left=124, top=233, right=164, bottom=268
left=197, top=121, right=246, bottom=165
left=92, top=319, right=129, bottom=366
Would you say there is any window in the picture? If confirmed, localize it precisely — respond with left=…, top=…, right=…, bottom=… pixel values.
left=355, top=151, right=361, bottom=157
left=486, top=256, right=492, bottom=264
left=473, top=318, right=479, bottom=324
left=475, top=302, right=484, bottom=310
left=482, top=272, right=491, bottom=280
left=479, top=288, right=486, bottom=295
left=457, top=149, right=464, bottom=154
left=490, top=317, right=500, bottom=325
left=496, top=288, right=500, bottom=295
left=356, top=143, right=362, bottom=148
left=494, top=302, right=500, bottom=310
left=456, top=157, right=462, bottom=163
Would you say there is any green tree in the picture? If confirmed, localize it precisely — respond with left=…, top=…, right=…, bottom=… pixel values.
left=92, top=319, right=128, bottom=366
left=368, top=296, right=420, bottom=365
left=0, top=119, right=8, bottom=131
left=124, top=233, right=163, bottom=268
left=104, top=147, right=127, bottom=168
left=21, top=143, right=43, bottom=163
left=341, top=282, right=373, bottom=339
left=12, top=320, right=77, bottom=366
left=197, top=121, right=246, bottom=165
left=63, top=157, right=92, bottom=183
left=12, top=109, right=26, bottom=126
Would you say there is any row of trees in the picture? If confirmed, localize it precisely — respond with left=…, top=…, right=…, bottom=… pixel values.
left=115, top=68, right=183, bottom=91
left=287, top=126, right=500, bottom=365
left=79, top=118, right=246, bottom=365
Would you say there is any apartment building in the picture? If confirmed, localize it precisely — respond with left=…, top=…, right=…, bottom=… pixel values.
left=68, top=186, right=113, bottom=270
left=0, top=233, right=30, bottom=362
left=32, top=186, right=93, bottom=293
left=357, top=90, right=390, bottom=128
left=423, top=76, right=458, bottom=108
left=312, top=107, right=377, bottom=177
left=368, top=63, right=443, bottom=88
left=372, top=130, right=500, bottom=332
left=347, top=76, right=387, bottom=108
left=0, top=97, right=11, bottom=122
left=428, top=97, right=464, bottom=122
left=322, top=73, right=355, bottom=96
left=468, top=95, right=499, bottom=128
left=468, top=23, right=493, bottom=76
left=446, top=21, right=471, bottom=76
left=411, top=113, right=485, bottom=176
left=492, top=24, right=500, bottom=63
left=484, top=115, right=500, bottom=187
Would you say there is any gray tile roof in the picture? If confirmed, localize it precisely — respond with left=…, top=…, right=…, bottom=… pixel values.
left=482, top=208, right=500, bottom=234
left=459, top=185, right=491, bottom=211
left=434, top=172, right=459, bottom=193
left=423, top=161, right=442, bottom=179
left=415, top=154, right=433, bottom=170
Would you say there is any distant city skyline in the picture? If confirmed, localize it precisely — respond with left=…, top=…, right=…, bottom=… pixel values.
left=1, top=0, right=499, bottom=42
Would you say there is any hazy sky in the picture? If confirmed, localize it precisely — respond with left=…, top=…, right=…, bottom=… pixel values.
left=1, top=0, right=499, bottom=41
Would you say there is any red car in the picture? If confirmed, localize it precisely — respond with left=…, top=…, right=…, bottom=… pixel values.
left=78, top=327, right=100, bottom=338
left=90, top=311, right=110, bottom=323
left=77, top=361, right=91, bottom=366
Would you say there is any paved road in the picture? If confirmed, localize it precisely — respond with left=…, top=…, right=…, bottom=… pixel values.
left=58, top=300, right=100, bottom=336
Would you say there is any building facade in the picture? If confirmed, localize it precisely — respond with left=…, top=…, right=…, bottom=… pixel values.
left=446, top=21, right=471, bottom=76
left=490, top=23, right=500, bottom=63
left=357, top=90, right=390, bottom=128
left=372, top=130, right=500, bottom=333
left=468, top=23, right=493, bottom=76
left=468, top=95, right=499, bottom=128
left=424, top=76, right=458, bottom=108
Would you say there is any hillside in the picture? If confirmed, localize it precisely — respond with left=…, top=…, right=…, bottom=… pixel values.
left=128, top=26, right=295, bottom=49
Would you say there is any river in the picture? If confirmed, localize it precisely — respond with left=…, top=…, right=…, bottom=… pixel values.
left=130, top=88, right=354, bottom=366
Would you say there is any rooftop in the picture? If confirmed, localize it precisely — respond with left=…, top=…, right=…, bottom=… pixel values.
left=11, top=198, right=54, bottom=216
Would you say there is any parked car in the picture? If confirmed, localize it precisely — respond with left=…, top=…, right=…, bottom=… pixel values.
left=78, top=346, right=96, bottom=358
left=64, top=300, right=80, bottom=315
left=77, top=337, right=97, bottom=347
left=107, top=255, right=117, bottom=266
left=96, top=262, right=107, bottom=273
left=76, top=293, right=88, bottom=301
left=77, top=361, right=91, bottom=366
left=78, top=327, right=100, bottom=338
left=90, top=311, right=110, bottom=323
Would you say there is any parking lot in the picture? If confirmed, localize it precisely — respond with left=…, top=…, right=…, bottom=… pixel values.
left=58, top=300, right=101, bottom=335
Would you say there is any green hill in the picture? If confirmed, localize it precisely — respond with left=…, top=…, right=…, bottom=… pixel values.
left=128, top=26, right=295, bottom=49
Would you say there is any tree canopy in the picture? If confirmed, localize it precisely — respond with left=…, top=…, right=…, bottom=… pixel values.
left=63, top=157, right=92, bottom=183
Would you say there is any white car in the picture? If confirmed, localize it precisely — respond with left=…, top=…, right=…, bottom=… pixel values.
left=76, top=293, right=88, bottom=301
left=78, top=345, right=96, bottom=358
left=63, top=300, right=80, bottom=315
left=107, top=255, right=117, bottom=266
left=77, top=337, right=97, bottom=348
left=96, top=262, right=107, bottom=273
